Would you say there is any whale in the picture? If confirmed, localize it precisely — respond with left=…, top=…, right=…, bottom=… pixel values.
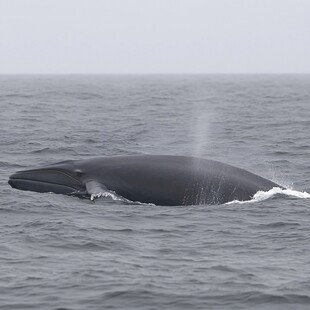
left=8, top=155, right=280, bottom=206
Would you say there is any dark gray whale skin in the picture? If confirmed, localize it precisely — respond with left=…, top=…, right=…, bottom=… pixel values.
left=8, top=155, right=280, bottom=206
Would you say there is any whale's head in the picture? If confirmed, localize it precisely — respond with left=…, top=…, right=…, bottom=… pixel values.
left=8, top=160, right=89, bottom=196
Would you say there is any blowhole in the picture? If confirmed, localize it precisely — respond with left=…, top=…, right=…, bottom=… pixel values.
left=74, top=169, right=84, bottom=177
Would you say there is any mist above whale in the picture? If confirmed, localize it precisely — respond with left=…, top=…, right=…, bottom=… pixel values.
left=8, top=155, right=280, bottom=206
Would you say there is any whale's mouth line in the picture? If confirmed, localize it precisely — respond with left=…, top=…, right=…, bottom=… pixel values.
left=9, top=177, right=80, bottom=191
left=10, top=169, right=83, bottom=185
left=9, top=169, right=85, bottom=194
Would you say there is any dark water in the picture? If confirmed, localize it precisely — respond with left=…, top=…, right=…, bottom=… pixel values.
left=1, top=75, right=310, bottom=309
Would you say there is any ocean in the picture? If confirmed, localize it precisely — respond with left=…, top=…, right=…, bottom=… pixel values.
left=0, top=74, right=310, bottom=309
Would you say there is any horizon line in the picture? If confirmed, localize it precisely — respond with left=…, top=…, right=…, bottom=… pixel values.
left=0, top=72, right=310, bottom=76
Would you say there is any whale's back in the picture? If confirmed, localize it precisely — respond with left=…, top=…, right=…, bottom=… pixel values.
left=88, top=155, right=279, bottom=205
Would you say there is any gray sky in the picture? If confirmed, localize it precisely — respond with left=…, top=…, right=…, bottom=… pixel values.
left=0, top=0, right=309, bottom=74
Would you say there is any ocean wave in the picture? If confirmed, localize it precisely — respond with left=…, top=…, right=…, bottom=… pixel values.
left=90, top=190, right=126, bottom=202
left=29, top=147, right=78, bottom=155
left=89, top=190, right=157, bottom=206
left=226, top=187, right=310, bottom=205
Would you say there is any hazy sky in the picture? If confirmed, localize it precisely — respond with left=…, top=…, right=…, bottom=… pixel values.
left=1, top=0, right=309, bottom=74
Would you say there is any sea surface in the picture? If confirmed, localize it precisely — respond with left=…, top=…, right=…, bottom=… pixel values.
left=0, top=75, right=310, bottom=310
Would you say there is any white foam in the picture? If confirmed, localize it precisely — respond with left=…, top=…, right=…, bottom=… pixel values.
left=90, top=191, right=123, bottom=202
left=89, top=191, right=154, bottom=205
left=226, top=187, right=310, bottom=205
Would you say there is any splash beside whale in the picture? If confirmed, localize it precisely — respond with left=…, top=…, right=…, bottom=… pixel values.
left=8, top=155, right=281, bottom=206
